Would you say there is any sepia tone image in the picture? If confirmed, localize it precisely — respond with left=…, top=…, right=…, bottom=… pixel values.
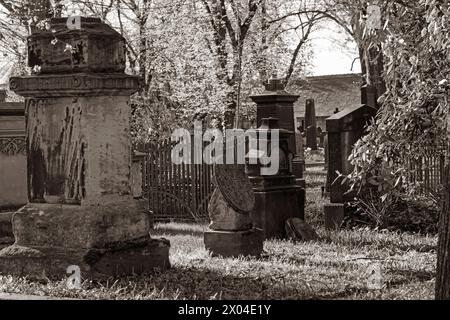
left=0, top=0, right=449, bottom=307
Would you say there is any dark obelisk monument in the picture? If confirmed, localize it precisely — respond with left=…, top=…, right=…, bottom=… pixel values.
left=0, top=17, right=170, bottom=278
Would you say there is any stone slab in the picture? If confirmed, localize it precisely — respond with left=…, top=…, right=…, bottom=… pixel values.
left=0, top=237, right=170, bottom=279
left=285, top=218, right=319, bottom=242
left=12, top=201, right=150, bottom=249
left=324, top=203, right=345, bottom=230
left=208, top=188, right=252, bottom=231
left=214, top=163, right=255, bottom=214
left=204, top=228, right=264, bottom=258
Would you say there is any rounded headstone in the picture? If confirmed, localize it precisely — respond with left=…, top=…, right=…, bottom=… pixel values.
left=213, top=163, right=255, bottom=214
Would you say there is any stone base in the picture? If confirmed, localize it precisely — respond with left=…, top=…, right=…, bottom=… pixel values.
left=252, top=186, right=305, bottom=239
left=324, top=203, right=345, bottom=230
left=0, top=237, right=170, bottom=279
left=204, top=228, right=264, bottom=258
left=0, top=201, right=171, bottom=278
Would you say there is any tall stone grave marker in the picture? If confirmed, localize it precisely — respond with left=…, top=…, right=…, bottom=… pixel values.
left=251, top=78, right=304, bottom=183
left=305, top=99, right=317, bottom=150
left=324, top=105, right=376, bottom=229
left=0, top=17, right=170, bottom=278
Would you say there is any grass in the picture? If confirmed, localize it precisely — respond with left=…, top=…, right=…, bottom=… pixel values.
left=0, top=222, right=437, bottom=300
left=0, top=170, right=438, bottom=300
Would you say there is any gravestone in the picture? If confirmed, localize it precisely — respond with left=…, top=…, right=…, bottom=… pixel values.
left=251, top=78, right=304, bottom=184
left=317, top=127, right=324, bottom=148
left=0, top=17, right=170, bottom=278
left=204, top=163, right=264, bottom=257
left=323, top=104, right=376, bottom=229
left=246, top=117, right=305, bottom=239
left=305, top=99, right=317, bottom=150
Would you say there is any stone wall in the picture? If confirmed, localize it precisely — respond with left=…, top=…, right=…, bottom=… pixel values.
left=0, top=98, right=27, bottom=209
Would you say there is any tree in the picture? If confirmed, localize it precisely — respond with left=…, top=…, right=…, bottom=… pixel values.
left=326, top=0, right=449, bottom=299
left=0, top=0, right=321, bottom=141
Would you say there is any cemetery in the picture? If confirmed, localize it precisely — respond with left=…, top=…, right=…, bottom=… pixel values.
left=0, top=0, right=448, bottom=303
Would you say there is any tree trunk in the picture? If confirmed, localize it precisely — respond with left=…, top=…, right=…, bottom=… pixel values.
left=436, top=113, right=450, bottom=300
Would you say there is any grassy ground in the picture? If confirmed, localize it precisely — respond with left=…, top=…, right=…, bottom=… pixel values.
left=0, top=222, right=437, bottom=300
left=0, top=168, right=438, bottom=300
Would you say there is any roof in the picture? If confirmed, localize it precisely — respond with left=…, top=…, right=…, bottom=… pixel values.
left=291, top=73, right=362, bottom=118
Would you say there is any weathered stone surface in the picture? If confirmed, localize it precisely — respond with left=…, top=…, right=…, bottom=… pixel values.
left=0, top=212, right=14, bottom=248
left=204, top=228, right=264, bottom=258
left=250, top=182, right=305, bottom=239
left=10, top=74, right=139, bottom=98
left=326, top=105, right=376, bottom=204
left=208, top=188, right=252, bottom=231
left=0, top=237, right=170, bottom=278
left=27, top=17, right=126, bottom=74
left=285, top=218, right=319, bottom=242
left=0, top=212, right=13, bottom=237
left=214, top=163, right=255, bottom=214
left=324, top=203, right=345, bottom=230
left=131, top=152, right=146, bottom=198
left=12, top=201, right=150, bottom=249
left=0, top=101, right=27, bottom=209
left=1, top=17, right=170, bottom=279
left=24, top=96, right=133, bottom=205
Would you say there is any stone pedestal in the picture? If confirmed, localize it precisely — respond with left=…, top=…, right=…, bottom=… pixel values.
left=250, top=175, right=304, bottom=239
left=0, top=17, right=170, bottom=278
left=204, top=229, right=264, bottom=258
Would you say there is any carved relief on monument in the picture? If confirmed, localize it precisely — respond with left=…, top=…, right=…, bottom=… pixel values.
left=0, top=137, right=26, bottom=155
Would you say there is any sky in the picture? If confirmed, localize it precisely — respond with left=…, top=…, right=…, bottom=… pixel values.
left=309, top=22, right=361, bottom=76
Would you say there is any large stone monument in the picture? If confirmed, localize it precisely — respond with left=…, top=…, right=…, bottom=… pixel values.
left=0, top=17, right=170, bottom=278
left=204, top=164, right=264, bottom=257
left=246, top=117, right=304, bottom=239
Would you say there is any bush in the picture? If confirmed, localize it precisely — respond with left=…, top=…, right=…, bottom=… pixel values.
left=343, top=189, right=440, bottom=234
